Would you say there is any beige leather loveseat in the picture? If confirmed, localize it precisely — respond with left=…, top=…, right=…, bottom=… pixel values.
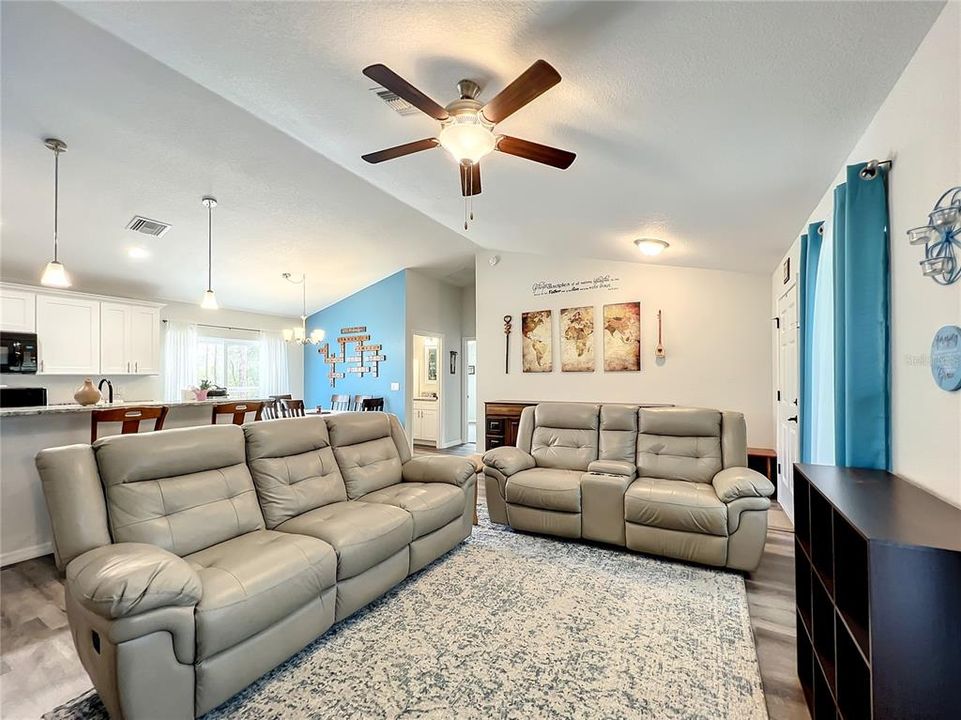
left=483, top=404, right=773, bottom=571
left=36, top=413, right=475, bottom=720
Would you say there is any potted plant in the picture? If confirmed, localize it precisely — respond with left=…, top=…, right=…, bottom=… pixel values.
left=193, top=379, right=212, bottom=401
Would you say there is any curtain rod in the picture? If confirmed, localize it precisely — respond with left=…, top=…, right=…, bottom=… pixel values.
left=162, top=319, right=262, bottom=334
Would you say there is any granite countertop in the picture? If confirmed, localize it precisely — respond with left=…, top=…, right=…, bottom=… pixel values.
left=413, top=396, right=438, bottom=402
left=0, top=397, right=269, bottom=418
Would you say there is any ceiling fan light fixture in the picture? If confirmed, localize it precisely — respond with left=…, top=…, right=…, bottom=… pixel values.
left=634, top=238, right=670, bottom=256
left=438, top=113, right=496, bottom=164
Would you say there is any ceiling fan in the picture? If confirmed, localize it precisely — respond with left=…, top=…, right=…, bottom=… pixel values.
left=361, top=60, right=576, bottom=228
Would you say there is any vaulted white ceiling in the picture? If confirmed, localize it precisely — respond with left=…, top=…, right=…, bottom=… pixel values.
left=1, top=1, right=944, bottom=315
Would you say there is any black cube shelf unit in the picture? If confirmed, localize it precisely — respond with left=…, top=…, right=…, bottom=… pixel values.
left=793, top=464, right=961, bottom=720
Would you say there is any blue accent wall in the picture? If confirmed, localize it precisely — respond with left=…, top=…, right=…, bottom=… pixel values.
left=304, top=271, right=406, bottom=423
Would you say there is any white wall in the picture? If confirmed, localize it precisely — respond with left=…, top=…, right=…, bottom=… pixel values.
left=461, top=284, right=476, bottom=338
left=773, top=3, right=961, bottom=506
left=1, top=290, right=303, bottom=403
left=475, top=250, right=773, bottom=448
left=405, top=270, right=464, bottom=446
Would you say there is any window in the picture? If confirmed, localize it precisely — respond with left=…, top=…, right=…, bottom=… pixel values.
left=196, top=336, right=260, bottom=398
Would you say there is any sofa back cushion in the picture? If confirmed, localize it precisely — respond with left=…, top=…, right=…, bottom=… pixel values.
left=530, top=403, right=600, bottom=471
left=243, top=417, right=348, bottom=528
left=326, top=413, right=402, bottom=499
left=636, top=407, right=722, bottom=483
left=598, top=405, right=639, bottom=462
left=94, top=425, right=264, bottom=556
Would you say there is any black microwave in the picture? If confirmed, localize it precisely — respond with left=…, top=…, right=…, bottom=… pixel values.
left=0, top=332, right=39, bottom=374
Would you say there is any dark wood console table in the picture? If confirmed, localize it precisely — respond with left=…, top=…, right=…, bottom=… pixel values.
left=793, top=463, right=961, bottom=720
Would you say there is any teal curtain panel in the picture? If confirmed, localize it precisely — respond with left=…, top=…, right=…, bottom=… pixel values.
left=799, top=222, right=824, bottom=463
left=833, top=163, right=891, bottom=469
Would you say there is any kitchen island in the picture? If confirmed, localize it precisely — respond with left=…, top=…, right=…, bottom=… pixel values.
left=0, top=398, right=269, bottom=566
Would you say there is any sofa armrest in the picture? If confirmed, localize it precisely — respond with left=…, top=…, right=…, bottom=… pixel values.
left=402, top=455, right=476, bottom=487
left=587, top=459, right=637, bottom=478
left=482, top=446, right=536, bottom=477
left=712, top=467, right=775, bottom=503
left=66, top=543, right=202, bottom=620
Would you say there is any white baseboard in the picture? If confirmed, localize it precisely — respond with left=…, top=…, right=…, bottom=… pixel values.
left=1, top=541, right=54, bottom=568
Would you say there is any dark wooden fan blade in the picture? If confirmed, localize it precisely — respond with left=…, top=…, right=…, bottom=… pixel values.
left=460, top=161, right=482, bottom=196
left=495, top=135, right=575, bottom=169
left=481, top=60, right=561, bottom=124
left=363, top=64, right=449, bottom=121
left=362, top=138, right=439, bottom=164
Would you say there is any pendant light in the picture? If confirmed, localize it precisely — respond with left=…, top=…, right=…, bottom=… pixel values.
left=282, top=273, right=325, bottom=344
left=40, top=138, right=71, bottom=287
left=200, top=196, right=218, bottom=309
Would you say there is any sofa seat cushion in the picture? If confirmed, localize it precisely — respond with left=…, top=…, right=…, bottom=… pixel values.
left=624, top=478, right=727, bottom=537
left=186, top=530, right=336, bottom=660
left=276, top=501, right=413, bottom=580
left=505, top=468, right=582, bottom=512
left=361, top=483, right=463, bottom=539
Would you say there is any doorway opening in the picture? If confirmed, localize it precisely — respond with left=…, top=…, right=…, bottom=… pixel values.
left=411, top=333, right=442, bottom=448
left=463, top=338, right=477, bottom=444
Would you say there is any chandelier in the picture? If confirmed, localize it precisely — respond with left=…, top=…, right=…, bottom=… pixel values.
left=282, top=273, right=325, bottom=344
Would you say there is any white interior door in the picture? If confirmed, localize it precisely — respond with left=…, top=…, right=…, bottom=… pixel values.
left=776, top=285, right=800, bottom=519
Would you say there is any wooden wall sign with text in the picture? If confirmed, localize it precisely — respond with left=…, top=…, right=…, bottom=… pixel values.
left=318, top=326, right=385, bottom=386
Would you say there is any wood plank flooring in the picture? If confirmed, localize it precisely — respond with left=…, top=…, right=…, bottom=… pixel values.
left=0, top=442, right=806, bottom=719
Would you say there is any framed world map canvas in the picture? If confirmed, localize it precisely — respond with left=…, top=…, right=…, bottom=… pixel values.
left=522, top=310, right=553, bottom=372
left=603, top=302, right=640, bottom=371
left=560, top=306, right=594, bottom=372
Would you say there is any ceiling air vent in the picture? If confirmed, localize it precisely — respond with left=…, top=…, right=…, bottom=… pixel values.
left=370, top=86, right=420, bottom=117
left=125, top=216, right=171, bottom=237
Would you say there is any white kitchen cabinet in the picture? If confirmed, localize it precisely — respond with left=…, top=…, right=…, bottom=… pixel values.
left=36, top=294, right=101, bottom=374
left=412, top=401, right=439, bottom=443
left=0, top=287, right=36, bottom=332
left=100, top=303, right=130, bottom=374
left=99, top=302, right=161, bottom=375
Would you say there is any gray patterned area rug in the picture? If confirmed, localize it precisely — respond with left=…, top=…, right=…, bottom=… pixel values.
left=45, top=511, right=767, bottom=719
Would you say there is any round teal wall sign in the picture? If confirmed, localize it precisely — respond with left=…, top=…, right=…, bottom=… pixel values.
left=931, top=325, right=961, bottom=391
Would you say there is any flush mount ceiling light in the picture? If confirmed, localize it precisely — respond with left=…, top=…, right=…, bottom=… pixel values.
left=282, top=273, right=325, bottom=345
left=200, top=196, right=219, bottom=310
left=361, top=62, right=576, bottom=229
left=634, top=238, right=670, bottom=256
left=39, top=138, right=71, bottom=288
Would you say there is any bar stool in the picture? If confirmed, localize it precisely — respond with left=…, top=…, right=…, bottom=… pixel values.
left=211, top=401, right=264, bottom=425
left=361, top=397, right=385, bottom=412
left=351, top=394, right=371, bottom=411
left=91, top=406, right=169, bottom=443
left=330, top=394, right=350, bottom=411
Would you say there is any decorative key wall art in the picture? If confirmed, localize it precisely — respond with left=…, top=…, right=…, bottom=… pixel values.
left=318, top=325, right=387, bottom=387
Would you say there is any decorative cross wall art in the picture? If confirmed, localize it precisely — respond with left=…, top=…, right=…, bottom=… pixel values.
left=318, top=325, right=387, bottom=387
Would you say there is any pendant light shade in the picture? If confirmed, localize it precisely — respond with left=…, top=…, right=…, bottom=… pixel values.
left=201, top=289, right=219, bottom=310
left=40, top=138, right=71, bottom=288
left=200, top=196, right=218, bottom=309
left=41, top=260, right=71, bottom=288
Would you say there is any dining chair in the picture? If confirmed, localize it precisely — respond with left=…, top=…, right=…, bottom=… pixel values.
left=351, top=394, right=371, bottom=411
left=262, top=402, right=279, bottom=420
left=281, top=399, right=306, bottom=417
left=330, top=394, right=350, bottom=411
left=211, top=401, right=264, bottom=425
left=361, top=397, right=385, bottom=412
left=91, top=406, right=169, bottom=443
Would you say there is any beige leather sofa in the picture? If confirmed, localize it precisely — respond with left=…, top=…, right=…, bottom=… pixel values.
left=36, top=413, right=475, bottom=720
left=483, top=404, right=773, bottom=571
